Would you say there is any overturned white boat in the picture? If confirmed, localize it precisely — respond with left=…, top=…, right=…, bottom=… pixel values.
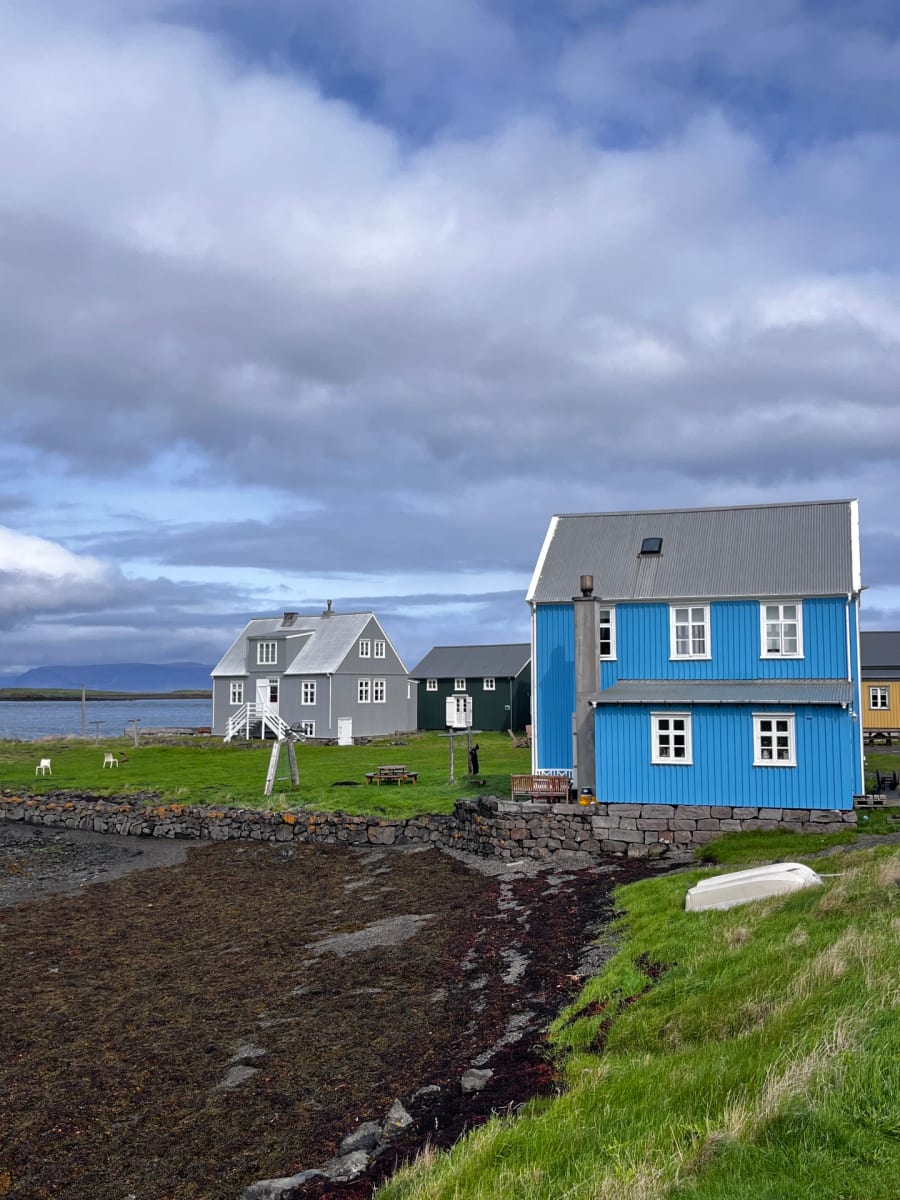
left=685, top=862, right=823, bottom=912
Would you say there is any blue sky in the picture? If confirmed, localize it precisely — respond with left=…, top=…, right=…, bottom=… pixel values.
left=1, top=0, right=899, bottom=679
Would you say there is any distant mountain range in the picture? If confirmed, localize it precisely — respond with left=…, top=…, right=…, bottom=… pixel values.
left=12, top=663, right=213, bottom=693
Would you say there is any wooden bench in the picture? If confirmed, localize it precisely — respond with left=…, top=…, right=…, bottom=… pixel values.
left=510, top=774, right=571, bottom=802
left=864, top=729, right=900, bottom=746
left=365, top=765, right=419, bottom=785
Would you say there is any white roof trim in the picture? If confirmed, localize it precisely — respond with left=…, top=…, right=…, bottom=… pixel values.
left=526, top=515, right=558, bottom=604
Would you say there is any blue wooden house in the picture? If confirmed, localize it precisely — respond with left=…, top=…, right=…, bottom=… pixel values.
left=526, top=500, right=864, bottom=811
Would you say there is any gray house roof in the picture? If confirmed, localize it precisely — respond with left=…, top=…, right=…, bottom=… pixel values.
left=861, top=631, right=900, bottom=679
left=410, top=643, right=531, bottom=680
left=527, top=500, right=861, bottom=604
left=590, top=681, right=854, bottom=706
left=212, top=612, right=399, bottom=678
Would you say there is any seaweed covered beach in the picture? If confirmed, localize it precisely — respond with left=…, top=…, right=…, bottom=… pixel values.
left=0, top=822, right=662, bottom=1199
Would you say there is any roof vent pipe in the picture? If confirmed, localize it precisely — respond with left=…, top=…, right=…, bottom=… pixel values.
left=580, top=574, right=594, bottom=597
left=322, top=599, right=333, bottom=616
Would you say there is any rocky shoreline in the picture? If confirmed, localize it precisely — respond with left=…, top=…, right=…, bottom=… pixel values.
left=0, top=817, right=675, bottom=1200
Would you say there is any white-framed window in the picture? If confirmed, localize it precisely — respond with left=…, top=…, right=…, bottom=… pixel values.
left=454, top=678, right=466, bottom=691
left=670, top=605, right=710, bottom=659
left=266, top=677, right=279, bottom=704
left=598, top=607, right=616, bottom=658
left=373, top=678, right=386, bottom=703
left=230, top=681, right=243, bottom=705
left=426, top=679, right=438, bottom=691
left=761, top=602, right=803, bottom=657
left=301, top=680, right=316, bottom=705
left=753, top=713, right=796, bottom=766
left=651, top=713, right=692, bottom=764
left=869, top=686, right=889, bottom=710
left=373, top=640, right=386, bottom=658
left=483, top=677, right=495, bottom=691
left=299, top=720, right=315, bottom=737
left=358, top=678, right=371, bottom=703
left=359, top=639, right=371, bottom=658
left=257, top=640, right=277, bottom=665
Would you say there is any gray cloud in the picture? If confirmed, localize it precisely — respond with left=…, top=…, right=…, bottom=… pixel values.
left=1, top=1, right=899, bottom=671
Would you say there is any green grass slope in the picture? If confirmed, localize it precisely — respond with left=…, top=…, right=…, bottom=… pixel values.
left=379, top=843, right=900, bottom=1200
left=0, top=731, right=529, bottom=816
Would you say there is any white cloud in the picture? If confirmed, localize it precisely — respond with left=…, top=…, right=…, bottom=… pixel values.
left=1, top=1, right=899, bottom=669
left=0, top=527, right=122, bottom=627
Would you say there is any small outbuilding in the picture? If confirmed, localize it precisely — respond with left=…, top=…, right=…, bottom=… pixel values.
left=410, top=644, right=531, bottom=732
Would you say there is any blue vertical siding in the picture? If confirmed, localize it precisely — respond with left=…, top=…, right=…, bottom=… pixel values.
left=610, top=597, right=848, bottom=681
left=848, top=599, right=864, bottom=793
left=596, top=704, right=855, bottom=809
left=535, top=604, right=574, bottom=771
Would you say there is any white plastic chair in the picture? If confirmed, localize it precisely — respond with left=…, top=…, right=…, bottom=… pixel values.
left=103, top=752, right=118, bottom=768
left=35, top=758, right=51, bottom=776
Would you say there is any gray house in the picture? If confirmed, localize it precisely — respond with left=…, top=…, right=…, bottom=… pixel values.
left=211, top=607, right=417, bottom=740
left=410, top=644, right=531, bottom=732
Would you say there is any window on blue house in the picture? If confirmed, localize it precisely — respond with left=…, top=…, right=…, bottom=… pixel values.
left=652, top=713, right=692, bottom=764
left=753, top=714, right=796, bottom=766
left=761, top=602, right=803, bottom=657
left=599, top=607, right=616, bottom=658
left=670, top=605, right=710, bottom=659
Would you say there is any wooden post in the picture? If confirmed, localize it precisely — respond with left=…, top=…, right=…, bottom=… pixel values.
left=287, top=738, right=299, bottom=785
left=81, top=684, right=86, bottom=738
left=264, top=740, right=280, bottom=796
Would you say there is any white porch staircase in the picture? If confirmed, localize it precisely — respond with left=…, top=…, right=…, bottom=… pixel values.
left=224, top=702, right=292, bottom=742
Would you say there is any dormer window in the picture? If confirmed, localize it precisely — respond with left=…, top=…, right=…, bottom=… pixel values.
left=640, top=537, right=663, bottom=555
left=257, top=641, right=277, bottom=665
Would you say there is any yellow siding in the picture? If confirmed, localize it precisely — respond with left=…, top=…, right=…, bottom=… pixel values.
left=863, top=679, right=900, bottom=729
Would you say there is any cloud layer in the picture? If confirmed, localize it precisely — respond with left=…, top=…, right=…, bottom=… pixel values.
left=1, top=0, right=899, bottom=672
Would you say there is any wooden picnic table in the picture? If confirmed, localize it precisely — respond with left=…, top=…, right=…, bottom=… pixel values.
left=365, top=765, right=419, bottom=785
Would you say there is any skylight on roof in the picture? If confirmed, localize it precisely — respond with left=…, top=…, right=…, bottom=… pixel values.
left=640, top=537, right=663, bottom=555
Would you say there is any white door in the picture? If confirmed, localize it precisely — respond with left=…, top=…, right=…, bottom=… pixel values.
left=257, top=677, right=279, bottom=714
left=337, top=718, right=353, bottom=746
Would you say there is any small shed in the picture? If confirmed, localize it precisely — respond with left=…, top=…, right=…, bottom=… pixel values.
left=410, top=643, right=531, bottom=732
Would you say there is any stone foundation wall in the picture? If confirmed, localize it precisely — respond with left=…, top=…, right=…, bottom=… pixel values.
left=0, top=793, right=856, bottom=866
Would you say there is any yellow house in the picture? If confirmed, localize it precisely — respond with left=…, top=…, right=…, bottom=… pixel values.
left=861, top=631, right=900, bottom=736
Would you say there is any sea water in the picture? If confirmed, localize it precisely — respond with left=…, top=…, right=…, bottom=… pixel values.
left=0, top=698, right=212, bottom=741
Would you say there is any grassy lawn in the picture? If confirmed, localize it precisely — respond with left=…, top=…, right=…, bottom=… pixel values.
left=0, top=731, right=531, bottom=816
left=378, top=841, right=900, bottom=1200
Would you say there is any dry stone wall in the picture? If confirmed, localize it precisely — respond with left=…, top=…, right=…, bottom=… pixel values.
left=0, top=792, right=856, bottom=866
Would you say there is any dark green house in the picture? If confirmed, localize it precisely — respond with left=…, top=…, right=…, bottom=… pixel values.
left=410, top=644, right=531, bottom=732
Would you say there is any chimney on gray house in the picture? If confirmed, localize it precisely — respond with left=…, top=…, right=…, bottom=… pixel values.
left=572, top=574, right=598, bottom=796
left=282, top=611, right=298, bottom=626
left=322, top=599, right=333, bottom=617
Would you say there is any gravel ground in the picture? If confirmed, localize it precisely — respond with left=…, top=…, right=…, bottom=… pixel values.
left=0, top=819, right=190, bottom=906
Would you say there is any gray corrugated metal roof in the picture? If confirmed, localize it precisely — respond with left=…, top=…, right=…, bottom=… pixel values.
left=285, top=613, right=373, bottom=675
left=860, top=631, right=900, bottom=670
left=590, top=680, right=854, bottom=706
left=410, top=644, right=531, bottom=679
left=211, top=613, right=377, bottom=678
left=528, top=500, right=857, bottom=603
